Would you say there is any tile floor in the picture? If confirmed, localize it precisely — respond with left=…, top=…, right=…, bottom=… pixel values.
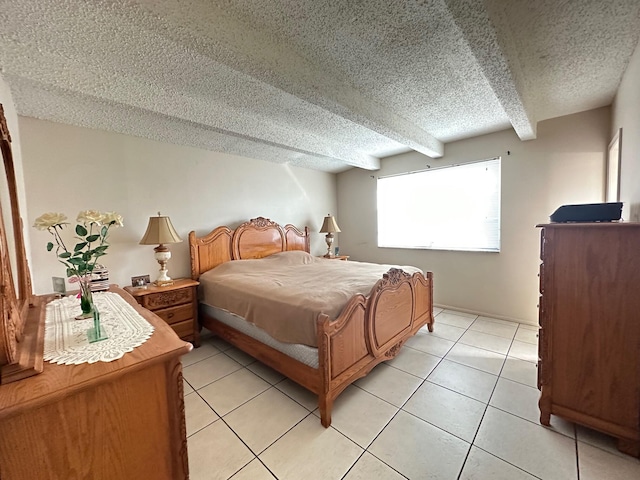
left=182, top=309, right=640, bottom=480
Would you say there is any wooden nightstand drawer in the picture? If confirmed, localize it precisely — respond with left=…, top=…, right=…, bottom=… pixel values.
left=141, top=287, right=194, bottom=310
left=155, top=304, right=193, bottom=325
left=171, top=319, right=195, bottom=339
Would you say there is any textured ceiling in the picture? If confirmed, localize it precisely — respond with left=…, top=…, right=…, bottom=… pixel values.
left=1, top=1, right=639, bottom=173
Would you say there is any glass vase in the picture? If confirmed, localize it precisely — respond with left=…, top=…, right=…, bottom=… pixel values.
left=76, top=280, right=94, bottom=320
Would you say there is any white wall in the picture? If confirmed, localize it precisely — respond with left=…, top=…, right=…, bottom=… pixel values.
left=20, top=117, right=337, bottom=294
left=337, top=107, right=610, bottom=324
left=612, top=39, right=640, bottom=221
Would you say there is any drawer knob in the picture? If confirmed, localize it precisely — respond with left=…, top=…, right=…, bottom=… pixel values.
left=168, top=312, right=174, bottom=319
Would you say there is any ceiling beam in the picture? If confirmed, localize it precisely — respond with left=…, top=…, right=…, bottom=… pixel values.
left=444, top=0, right=537, bottom=140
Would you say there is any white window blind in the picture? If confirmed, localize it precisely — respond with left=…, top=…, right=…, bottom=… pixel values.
left=377, top=158, right=501, bottom=252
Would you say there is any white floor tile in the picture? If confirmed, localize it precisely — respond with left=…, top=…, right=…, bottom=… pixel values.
left=576, top=425, right=633, bottom=459
left=508, top=340, right=538, bottom=363
left=404, top=331, right=455, bottom=357
left=260, top=415, right=363, bottom=480
left=500, top=357, right=538, bottom=388
left=476, top=315, right=518, bottom=327
left=198, top=368, right=271, bottom=416
left=208, top=336, right=234, bottom=351
left=274, top=378, right=319, bottom=411
left=445, top=342, right=506, bottom=375
left=224, top=346, right=258, bottom=366
left=343, top=452, right=405, bottom=480
left=429, top=322, right=467, bottom=342
left=314, top=385, right=398, bottom=448
left=404, top=381, right=486, bottom=442
left=247, top=361, right=287, bottom=384
left=183, top=378, right=194, bottom=395
left=514, top=327, right=538, bottom=345
left=578, top=440, right=640, bottom=479
left=184, top=392, right=219, bottom=436
left=433, top=306, right=444, bottom=316
left=224, top=388, right=309, bottom=454
left=436, top=311, right=476, bottom=328
left=188, top=421, right=254, bottom=480
left=475, top=407, right=578, bottom=480
left=181, top=342, right=221, bottom=367
left=469, top=318, right=518, bottom=339
left=428, top=359, right=499, bottom=403
left=369, top=410, right=470, bottom=479
left=183, top=352, right=244, bottom=390
left=230, top=459, right=276, bottom=480
left=490, top=377, right=541, bottom=424
left=460, top=446, right=537, bottom=479
left=354, top=363, right=423, bottom=407
left=386, top=346, right=441, bottom=378
left=459, top=329, right=512, bottom=355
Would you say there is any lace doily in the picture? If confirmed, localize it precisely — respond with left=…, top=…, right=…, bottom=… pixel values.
left=44, top=291, right=154, bottom=365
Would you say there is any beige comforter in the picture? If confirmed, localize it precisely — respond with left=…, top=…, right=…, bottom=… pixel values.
left=199, top=251, right=422, bottom=347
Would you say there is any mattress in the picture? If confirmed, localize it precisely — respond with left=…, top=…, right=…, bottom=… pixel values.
left=201, top=303, right=319, bottom=368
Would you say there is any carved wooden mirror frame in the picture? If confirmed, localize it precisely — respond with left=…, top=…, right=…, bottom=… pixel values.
left=0, top=103, right=39, bottom=383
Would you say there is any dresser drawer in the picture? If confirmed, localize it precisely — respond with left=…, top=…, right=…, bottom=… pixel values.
left=141, top=287, right=194, bottom=310
left=155, top=304, right=193, bottom=325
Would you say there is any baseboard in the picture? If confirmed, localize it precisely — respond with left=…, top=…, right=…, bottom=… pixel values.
left=433, top=303, right=537, bottom=327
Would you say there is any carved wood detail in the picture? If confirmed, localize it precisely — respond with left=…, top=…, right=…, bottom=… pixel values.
left=142, top=288, right=193, bottom=310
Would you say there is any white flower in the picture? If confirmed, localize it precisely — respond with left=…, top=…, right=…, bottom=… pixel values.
left=33, top=212, right=67, bottom=230
left=77, top=210, right=105, bottom=225
left=102, top=211, right=124, bottom=227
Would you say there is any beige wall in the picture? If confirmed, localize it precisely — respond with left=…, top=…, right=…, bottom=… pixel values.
left=337, top=107, right=610, bottom=324
left=20, top=117, right=337, bottom=294
left=612, top=39, right=640, bottom=221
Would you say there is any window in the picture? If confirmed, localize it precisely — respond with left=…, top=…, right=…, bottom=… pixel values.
left=377, top=158, right=501, bottom=252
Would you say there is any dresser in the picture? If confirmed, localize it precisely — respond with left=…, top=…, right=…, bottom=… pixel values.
left=125, top=278, right=200, bottom=347
left=0, top=287, right=192, bottom=479
left=537, top=223, right=640, bottom=457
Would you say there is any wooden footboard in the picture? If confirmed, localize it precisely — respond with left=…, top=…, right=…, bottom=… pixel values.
left=317, top=268, right=433, bottom=426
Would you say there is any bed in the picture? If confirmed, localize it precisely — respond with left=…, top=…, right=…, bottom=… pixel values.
left=189, top=217, right=434, bottom=427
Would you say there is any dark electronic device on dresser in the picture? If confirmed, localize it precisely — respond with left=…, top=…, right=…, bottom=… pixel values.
left=550, top=202, right=623, bottom=223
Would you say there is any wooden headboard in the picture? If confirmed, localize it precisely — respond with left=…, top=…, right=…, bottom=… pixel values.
left=188, top=217, right=310, bottom=279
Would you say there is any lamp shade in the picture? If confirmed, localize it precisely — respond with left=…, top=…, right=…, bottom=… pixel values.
left=139, top=213, right=183, bottom=245
left=319, top=214, right=341, bottom=234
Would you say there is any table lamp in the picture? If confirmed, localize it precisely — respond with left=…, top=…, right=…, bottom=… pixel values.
left=319, top=214, right=341, bottom=258
left=139, top=212, right=182, bottom=286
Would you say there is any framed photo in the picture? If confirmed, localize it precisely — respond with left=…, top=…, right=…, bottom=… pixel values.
left=52, top=276, right=66, bottom=295
left=131, top=274, right=150, bottom=288
left=606, top=128, right=622, bottom=203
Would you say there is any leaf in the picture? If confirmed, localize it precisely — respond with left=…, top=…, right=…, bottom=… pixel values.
left=68, top=257, right=85, bottom=266
left=82, top=252, right=92, bottom=261
left=94, top=245, right=109, bottom=253
left=46, top=242, right=54, bottom=251
left=58, top=252, right=72, bottom=259
left=86, top=234, right=100, bottom=242
left=74, top=242, right=87, bottom=252
left=76, top=224, right=88, bottom=236
left=101, top=226, right=108, bottom=237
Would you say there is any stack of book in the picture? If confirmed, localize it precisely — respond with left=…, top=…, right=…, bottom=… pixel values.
left=90, top=265, right=110, bottom=292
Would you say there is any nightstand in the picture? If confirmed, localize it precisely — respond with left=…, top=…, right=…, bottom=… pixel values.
left=318, top=255, right=350, bottom=261
left=124, top=278, right=200, bottom=347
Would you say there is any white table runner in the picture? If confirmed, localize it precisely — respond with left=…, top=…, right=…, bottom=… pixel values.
left=44, top=291, right=154, bottom=365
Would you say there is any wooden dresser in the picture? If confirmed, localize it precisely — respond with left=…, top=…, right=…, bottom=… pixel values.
left=537, top=223, right=640, bottom=456
left=125, top=278, right=200, bottom=347
left=0, top=287, right=192, bottom=479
